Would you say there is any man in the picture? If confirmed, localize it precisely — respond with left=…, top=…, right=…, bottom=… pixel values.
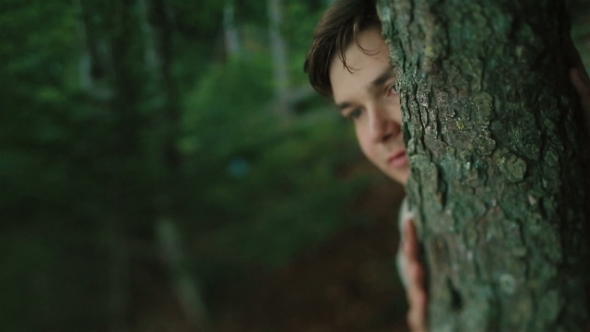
left=304, top=0, right=590, bottom=330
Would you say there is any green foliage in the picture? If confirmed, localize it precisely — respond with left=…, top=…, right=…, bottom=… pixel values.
left=0, top=0, right=379, bottom=329
left=179, top=56, right=368, bottom=270
left=4, top=0, right=589, bottom=328
left=5, top=0, right=588, bottom=329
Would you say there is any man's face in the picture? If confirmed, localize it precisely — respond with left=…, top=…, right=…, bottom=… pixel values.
left=329, top=28, right=409, bottom=185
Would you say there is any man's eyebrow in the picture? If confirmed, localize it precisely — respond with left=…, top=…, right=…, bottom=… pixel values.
left=335, top=68, right=396, bottom=111
left=370, top=68, right=395, bottom=88
left=336, top=101, right=351, bottom=111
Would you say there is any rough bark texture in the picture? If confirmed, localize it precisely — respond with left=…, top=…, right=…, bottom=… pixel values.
left=378, top=0, right=590, bottom=330
left=268, top=0, right=292, bottom=116
left=140, top=0, right=211, bottom=329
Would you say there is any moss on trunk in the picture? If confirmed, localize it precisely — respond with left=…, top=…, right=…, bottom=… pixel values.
left=378, top=0, right=590, bottom=330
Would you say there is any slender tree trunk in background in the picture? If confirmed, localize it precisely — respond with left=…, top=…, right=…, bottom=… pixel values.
left=267, top=0, right=316, bottom=113
left=77, top=0, right=209, bottom=328
left=107, top=217, right=129, bottom=332
left=75, top=0, right=112, bottom=99
left=267, top=0, right=291, bottom=117
left=139, top=0, right=210, bottom=328
left=108, top=0, right=146, bottom=330
left=378, top=0, right=590, bottom=330
left=77, top=1, right=132, bottom=331
left=74, top=0, right=94, bottom=92
left=224, top=0, right=241, bottom=58
left=155, top=218, right=210, bottom=328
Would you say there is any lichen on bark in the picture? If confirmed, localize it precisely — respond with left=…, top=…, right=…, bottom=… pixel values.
left=378, top=0, right=590, bottom=330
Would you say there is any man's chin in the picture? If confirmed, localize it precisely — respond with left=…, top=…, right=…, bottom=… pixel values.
left=385, top=169, right=409, bottom=186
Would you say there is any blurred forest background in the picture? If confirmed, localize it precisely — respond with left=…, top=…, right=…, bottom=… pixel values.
left=1, top=0, right=589, bottom=331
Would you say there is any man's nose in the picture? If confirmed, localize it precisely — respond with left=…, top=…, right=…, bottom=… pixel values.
left=368, top=106, right=401, bottom=143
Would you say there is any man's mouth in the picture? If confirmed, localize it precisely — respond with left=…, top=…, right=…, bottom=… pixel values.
left=388, top=150, right=409, bottom=168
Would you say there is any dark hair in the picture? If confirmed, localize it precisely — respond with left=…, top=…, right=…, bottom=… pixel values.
left=303, top=0, right=381, bottom=97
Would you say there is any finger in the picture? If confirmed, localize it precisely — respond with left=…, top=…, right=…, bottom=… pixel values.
left=569, top=68, right=590, bottom=134
left=566, top=39, right=589, bottom=84
left=412, top=260, right=426, bottom=290
left=570, top=68, right=590, bottom=98
left=407, top=291, right=428, bottom=332
left=403, top=220, right=420, bottom=262
left=403, top=221, right=428, bottom=331
left=407, top=308, right=421, bottom=332
left=407, top=287, right=428, bottom=332
left=406, top=262, right=426, bottom=304
left=403, top=221, right=427, bottom=305
left=405, top=262, right=418, bottom=303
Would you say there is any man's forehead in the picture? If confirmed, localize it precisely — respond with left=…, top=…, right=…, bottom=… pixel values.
left=329, top=29, right=388, bottom=68
left=331, top=61, right=395, bottom=89
left=328, top=28, right=393, bottom=100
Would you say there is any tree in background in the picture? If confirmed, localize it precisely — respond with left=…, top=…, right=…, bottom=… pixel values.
left=2, top=0, right=589, bottom=330
left=1, top=0, right=383, bottom=330
left=379, top=0, right=590, bottom=329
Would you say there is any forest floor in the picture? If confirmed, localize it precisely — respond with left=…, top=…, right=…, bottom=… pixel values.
left=131, top=168, right=410, bottom=332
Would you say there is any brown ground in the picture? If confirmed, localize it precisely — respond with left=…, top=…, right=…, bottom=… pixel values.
left=131, top=169, right=410, bottom=332
left=216, top=194, right=409, bottom=332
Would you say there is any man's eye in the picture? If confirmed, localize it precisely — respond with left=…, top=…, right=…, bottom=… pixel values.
left=388, top=84, right=399, bottom=96
left=347, top=109, right=362, bottom=120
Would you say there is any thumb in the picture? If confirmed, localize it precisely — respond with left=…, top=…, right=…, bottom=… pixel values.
left=570, top=68, right=590, bottom=135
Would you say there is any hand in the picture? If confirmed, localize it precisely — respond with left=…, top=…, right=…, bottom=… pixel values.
left=403, top=220, right=428, bottom=332
left=569, top=67, right=590, bottom=135
left=567, top=43, right=590, bottom=135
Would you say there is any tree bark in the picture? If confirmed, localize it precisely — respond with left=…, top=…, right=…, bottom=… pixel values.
left=224, top=1, right=241, bottom=58
left=139, top=0, right=210, bottom=328
left=378, top=0, right=590, bottom=330
left=107, top=0, right=143, bottom=330
left=267, top=0, right=292, bottom=117
left=75, top=0, right=112, bottom=99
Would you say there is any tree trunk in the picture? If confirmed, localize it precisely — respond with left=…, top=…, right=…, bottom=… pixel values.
left=378, top=0, right=590, bottom=330
left=107, top=0, right=143, bottom=329
left=139, top=0, right=210, bottom=328
left=107, top=216, right=129, bottom=332
left=75, top=0, right=112, bottom=99
left=224, top=1, right=241, bottom=58
left=267, top=0, right=291, bottom=117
